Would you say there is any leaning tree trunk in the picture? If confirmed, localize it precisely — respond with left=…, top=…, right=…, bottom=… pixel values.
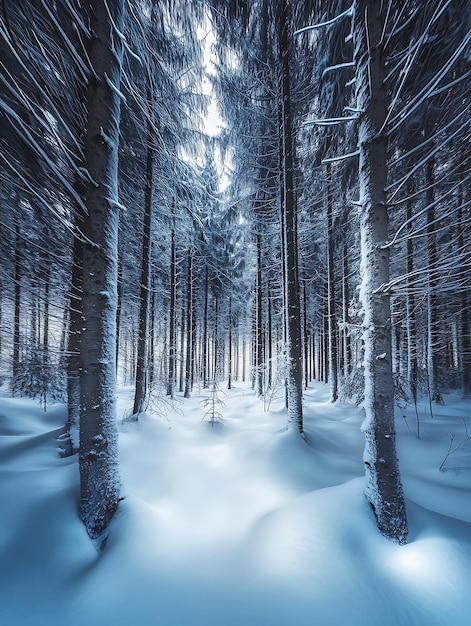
left=278, top=0, right=303, bottom=432
left=79, top=0, right=124, bottom=541
left=354, top=0, right=408, bottom=544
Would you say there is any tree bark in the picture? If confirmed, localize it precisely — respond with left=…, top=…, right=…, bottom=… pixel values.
left=79, top=0, right=124, bottom=541
left=354, top=0, right=408, bottom=544
left=326, top=163, right=338, bottom=402
left=278, top=0, right=303, bottom=432
left=133, top=91, right=154, bottom=417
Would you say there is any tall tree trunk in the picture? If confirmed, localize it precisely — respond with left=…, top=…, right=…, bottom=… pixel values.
left=12, top=220, right=21, bottom=395
left=133, top=91, right=154, bottom=417
left=202, top=266, right=209, bottom=389
left=41, top=268, right=49, bottom=410
left=406, top=188, right=418, bottom=408
left=116, top=255, right=123, bottom=371
left=227, top=295, right=233, bottom=389
left=354, top=0, right=407, bottom=544
left=278, top=0, right=303, bottom=432
left=167, top=230, right=177, bottom=397
left=67, top=221, right=83, bottom=454
left=79, top=0, right=124, bottom=541
left=256, top=233, right=264, bottom=396
left=341, top=206, right=351, bottom=379
left=426, top=156, right=442, bottom=403
left=326, top=163, right=338, bottom=402
left=184, top=249, right=193, bottom=398
left=457, top=160, right=471, bottom=397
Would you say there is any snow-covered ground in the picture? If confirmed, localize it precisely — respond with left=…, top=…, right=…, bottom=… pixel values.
left=1, top=381, right=471, bottom=625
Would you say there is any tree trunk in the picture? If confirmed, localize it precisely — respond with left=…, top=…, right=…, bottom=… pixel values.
left=67, top=222, right=83, bottom=454
left=458, top=162, right=471, bottom=397
left=202, top=266, right=209, bottom=388
left=184, top=249, right=193, bottom=398
left=133, top=90, right=154, bottom=417
left=12, top=220, right=21, bottom=395
left=256, top=233, right=264, bottom=396
left=354, top=0, right=408, bottom=544
left=278, top=0, right=303, bottom=432
left=79, top=0, right=124, bottom=541
left=167, top=230, right=177, bottom=397
left=326, top=163, right=338, bottom=402
left=406, top=188, right=418, bottom=408
left=426, top=156, right=442, bottom=403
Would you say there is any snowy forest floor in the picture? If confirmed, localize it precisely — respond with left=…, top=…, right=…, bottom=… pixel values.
left=1, top=381, right=471, bottom=626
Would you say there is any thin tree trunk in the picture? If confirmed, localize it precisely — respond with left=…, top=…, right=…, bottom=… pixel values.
left=354, top=0, right=407, bottom=544
left=12, top=220, right=21, bottom=395
left=133, top=89, right=154, bottom=417
left=67, top=222, right=83, bottom=454
left=256, top=233, right=264, bottom=396
left=458, top=161, right=471, bottom=397
left=326, top=163, right=338, bottom=402
left=184, top=249, right=193, bottom=398
left=202, top=266, right=209, bottom=388
left=426, top=156, right=442, bottom=404
left=168, top=230, right=177, bottom=397
left=79, top=0, right=124, bottom=541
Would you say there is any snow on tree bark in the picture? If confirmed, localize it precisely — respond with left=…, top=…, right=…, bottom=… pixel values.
left=354, top=0, right=408, bottom=544
left=278, top=0, right=303, bottom=433
left=79, top=0, right=124, bottom=540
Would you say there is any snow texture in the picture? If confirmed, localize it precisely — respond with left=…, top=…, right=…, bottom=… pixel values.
left=1, top=384, right=471, bottom=625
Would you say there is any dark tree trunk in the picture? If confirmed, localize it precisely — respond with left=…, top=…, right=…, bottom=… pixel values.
left=133, top=91, right=154, bottom=417
left=278, top=0, right=303, bottom=431
left=167, top=230, right=177, bottom=397
left=326, top=163, right=338, bottom=402
left=184, top=249, right=193, bottom=398
left=426, top=156, right=442, bottom=404
left=458, top=162, right=471, bottom=397
left=256, top=233, right=264, bottom=396
left=202, top=266, right=209, bottom=388
left=79, top=0, right=124, bottom=541
left=227, top=295, right=233, bottom=389
left=12, top=220, right=21, bottom=395
left=67, top=223, right=83, bottom=454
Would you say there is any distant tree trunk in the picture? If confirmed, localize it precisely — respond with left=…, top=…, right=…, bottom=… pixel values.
left=457, top=162, right=471, bottom=397
left=326, top=163, right=338, bottom=402
left=41, top=268, right=50, bottom=410
left=133, top=90, right=154, bottom=417
left=341, top=206, right=351, bottom=380
left=116, top=255, right=123, bottom=371
left=354, top=0, right=407, bottom=544
left=268, top=283, right=273, bottom=390
left=227, top=295, right=233, bottom=389
left=184, top=249, right=193, bottom=398
left=202, top=266, right=209, bottom=388
left=167, top=230, right=177, bottom=397
left=426, top=156, right=442, bottom=404
left=148, top=274, right=155, bottom=387
left=179, top=301, right=185, bottom=393
left=67, top=221, right=83, bottom=454
left=213, top=296, right=219, bottom=381
left=256, top=233, right=264, bottom=396
left=278, top=0, right=303, bottom=432
left=406, top=188, right=418, bottom=407
left=79, top=0, right=124, bottom=541
left=12, top=220, right=21, bottom=395
left=303, top=277, right=309, bottom=390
